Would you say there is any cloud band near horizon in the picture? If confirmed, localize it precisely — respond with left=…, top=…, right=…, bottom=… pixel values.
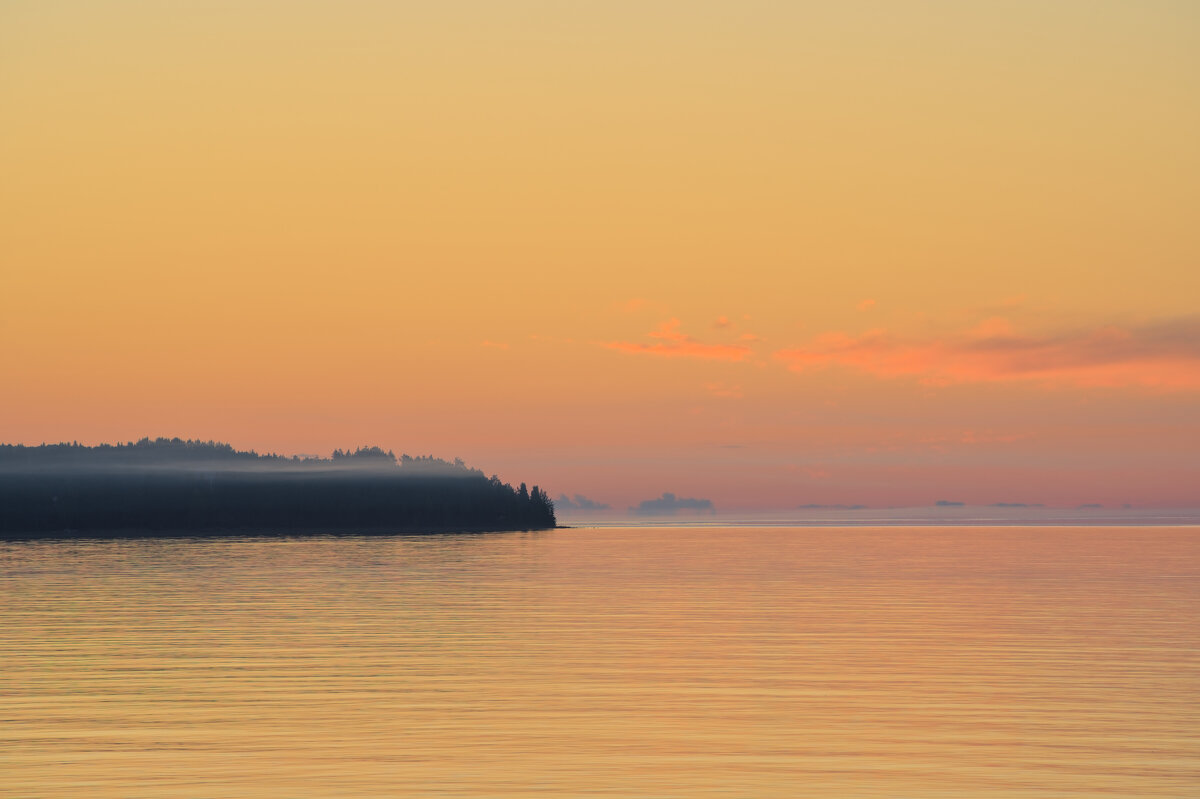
left=772, top=316, right=1200, bottom=390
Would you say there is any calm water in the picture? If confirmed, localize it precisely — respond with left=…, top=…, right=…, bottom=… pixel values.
left=3, top=526, right=1198, bottom=798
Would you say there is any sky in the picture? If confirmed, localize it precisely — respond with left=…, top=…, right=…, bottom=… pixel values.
left=2, top=1, right=1198, bottom=512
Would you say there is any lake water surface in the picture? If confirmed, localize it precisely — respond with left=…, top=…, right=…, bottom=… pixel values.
left=3, top=526, right=1198, bottom=797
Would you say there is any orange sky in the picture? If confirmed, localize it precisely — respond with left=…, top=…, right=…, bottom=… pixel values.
left=2, top=1, right=1198, bottom=512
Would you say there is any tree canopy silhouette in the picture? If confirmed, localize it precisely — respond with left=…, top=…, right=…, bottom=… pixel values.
left=0, top=438, right=556, bottom=537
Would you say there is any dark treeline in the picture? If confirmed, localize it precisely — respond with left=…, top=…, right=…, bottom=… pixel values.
left=0, top=438, right=556, bottom=537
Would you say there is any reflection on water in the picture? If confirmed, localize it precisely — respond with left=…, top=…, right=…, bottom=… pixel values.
left=3, top=527, right=1198, bottom=797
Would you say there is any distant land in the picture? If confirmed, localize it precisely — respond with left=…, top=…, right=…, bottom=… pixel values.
left=631, top=492, right=715, bottom=516
left=0, top=438, right=556, bottom=538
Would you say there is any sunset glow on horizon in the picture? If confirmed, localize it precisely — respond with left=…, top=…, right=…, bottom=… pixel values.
left=3, top=1, right=1198, bottom=511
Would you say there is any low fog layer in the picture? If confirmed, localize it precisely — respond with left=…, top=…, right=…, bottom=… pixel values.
left=0, top=439, right=483, bottom=476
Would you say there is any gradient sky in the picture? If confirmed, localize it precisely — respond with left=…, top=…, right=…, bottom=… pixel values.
left=3, top=1, right=1198, bottom=511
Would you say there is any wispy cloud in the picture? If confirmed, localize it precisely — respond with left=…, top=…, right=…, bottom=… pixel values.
left=773, top=316, right=1200, bottom=390
left=605, top=318, right=754, bottom=362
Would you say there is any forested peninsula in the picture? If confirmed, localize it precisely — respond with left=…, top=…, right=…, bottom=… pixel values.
left=0, top=439, right=556, bottom=538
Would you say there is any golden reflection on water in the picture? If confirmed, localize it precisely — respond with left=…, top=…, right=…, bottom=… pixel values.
left=2, top=526, right=1198, bottom=797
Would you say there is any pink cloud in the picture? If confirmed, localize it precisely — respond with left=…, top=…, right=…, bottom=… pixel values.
left=856, top=299, right=876, bottom=312
left=773, top=316, right=1200, bottom=390
left=606, top=318, right=755, bottom=362
left=714, top=315, right=732, bottom=328
left=649, top=318, right=688, bottom=342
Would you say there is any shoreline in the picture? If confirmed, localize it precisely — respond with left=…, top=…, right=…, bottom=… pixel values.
left=0, top=523, right=560, bottom=541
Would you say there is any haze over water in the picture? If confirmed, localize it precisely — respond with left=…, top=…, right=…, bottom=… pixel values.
left=4, top=526, right=1198, bottom=798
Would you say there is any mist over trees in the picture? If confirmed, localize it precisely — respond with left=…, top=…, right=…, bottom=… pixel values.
left=0, top=438, right=556, bottom=536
